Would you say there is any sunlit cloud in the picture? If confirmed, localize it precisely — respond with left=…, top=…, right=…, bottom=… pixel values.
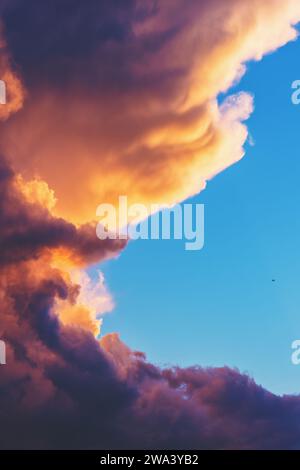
left=0, top=0, right=300, bottom=450
left=1, top=0, right=299, bottom=225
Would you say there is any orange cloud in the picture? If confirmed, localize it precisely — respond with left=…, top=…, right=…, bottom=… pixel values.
left=1, top=2, right=300, bottom=449
left=0, top=0, right=299, bottom=337
left=55, top=269, right=114, bottom=336
left=0, top=156, right=125, bottom=336
left=0, top=0, right=299, bottom=226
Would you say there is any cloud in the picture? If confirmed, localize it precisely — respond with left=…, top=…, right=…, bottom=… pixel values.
left=0, top=149, right=299, bottom=450
left=2, top=304, right=300, bottom=450
left=0, top=0, right=300, bottom=450
left=56, top=269, right=114, bottom=336
left=0, top=155, right=125, bottom=334
left=0, top=27, right=24, bottom=120
left=0, top=157, right=298, bottom=450
left=0, top=0, right=299, bottom=224
left=0, top=157, right=126, bottom=267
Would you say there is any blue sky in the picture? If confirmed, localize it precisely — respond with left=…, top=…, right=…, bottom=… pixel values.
left=100, top=37, right=300, bottom=396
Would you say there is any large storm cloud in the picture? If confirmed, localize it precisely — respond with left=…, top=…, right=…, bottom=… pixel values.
left=1, top=0, right=299, bottom=223
left=0, top=0, right=300, bottom=450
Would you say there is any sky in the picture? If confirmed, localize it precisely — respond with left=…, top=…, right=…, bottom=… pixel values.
left=2, top=0, right=300, bottom=450
left=101, top=37, right=300, bottom=396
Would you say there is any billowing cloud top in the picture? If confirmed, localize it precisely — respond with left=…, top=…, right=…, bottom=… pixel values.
left=0, top=0, right=300, bottom=450
left=0, top=0, right=299, bottom=223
